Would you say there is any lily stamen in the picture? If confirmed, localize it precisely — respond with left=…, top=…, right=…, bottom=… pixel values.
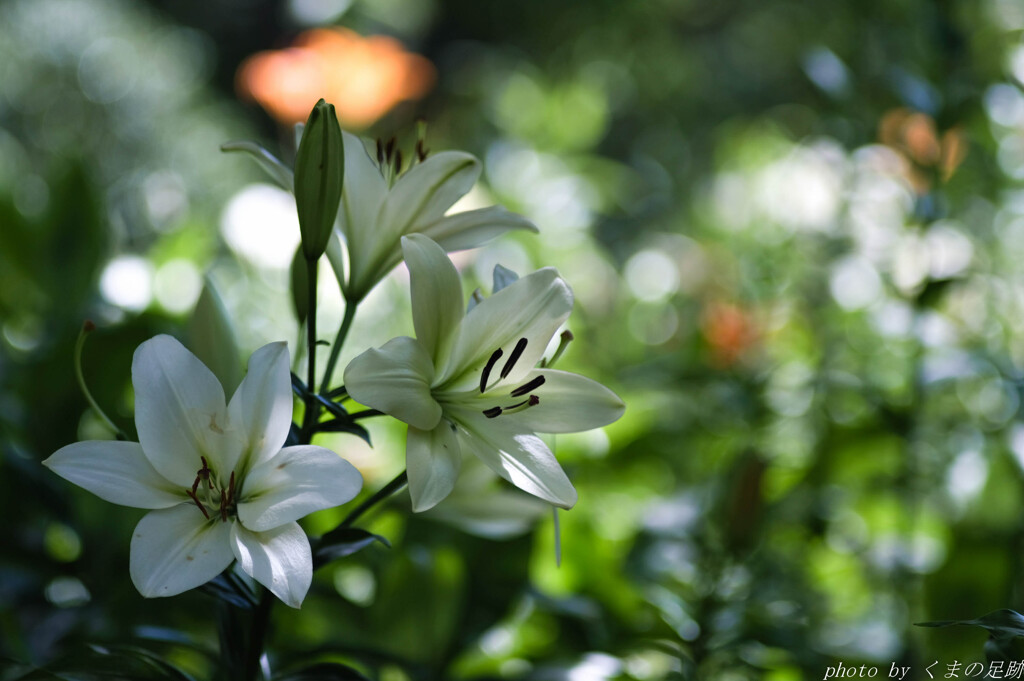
left=500, top=338, right=528, bottom=379
left=483, top=406, right=502, bottom=419
left=186, top=488, right=211, bottom=520
left=510, top=375, right=546, bottom=398
left=480, top=348, right=504, bottom=393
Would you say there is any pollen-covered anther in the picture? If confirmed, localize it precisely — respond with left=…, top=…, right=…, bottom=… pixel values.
left=480, top=348, right=504, bottom=393
left=500, top=338, right=528, bottom=379
left=510, top=374, right=546, bottom=398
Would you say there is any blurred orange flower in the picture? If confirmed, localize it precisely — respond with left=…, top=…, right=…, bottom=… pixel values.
left=702, top=302, right=758, bottom=368
left=878, top=108, right=967, bottom=191
left=237, top=28, right=436, bottom=129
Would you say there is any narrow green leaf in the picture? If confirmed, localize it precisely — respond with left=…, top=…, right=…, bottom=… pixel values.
left=294, top=99, right=344, bottom=260
left=220, top=141, right=294, bottom=191
left=314, top=528, right=391, bottom=568
left=275, top=662, right=372, bottom=681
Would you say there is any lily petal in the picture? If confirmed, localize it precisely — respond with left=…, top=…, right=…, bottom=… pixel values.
left=407, top=421, right=461, bottom=512
left=44, top=441, right=183, bottom=509
left=442, top=268, right=572, bottom=387
left=453, top=414, right=577, bottom=509
left=129, top=504, right=234, bottom=598
left=338, top=132, right=388, bottom=296
left=402, top=235, right=463, bottom=369
left=133, top=335, right=238, bottom=487
left=227, top=342, right=293, bottom=471
left=231, top=521, right=312, bottom=608
left=238, top=445, right=363, bottom=532
left=502, top=369, right=625, bottom=433
left=344, top=336, right=442, bottom=430
left=419, top=205, right=538, bottom=253
left=378, top=151, right=480, bottom=239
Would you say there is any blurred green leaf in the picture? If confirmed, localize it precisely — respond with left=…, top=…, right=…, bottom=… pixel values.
left=221, top=140, right=294, bottom=191
left=274, top=662, right=371, bottom=681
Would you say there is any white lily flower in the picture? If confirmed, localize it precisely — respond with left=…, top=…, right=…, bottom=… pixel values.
left=344, top=234, right=624, bottom=512
left=331, top=131, right=537, bottom=301
left=44, top=336, right=363, bottom=607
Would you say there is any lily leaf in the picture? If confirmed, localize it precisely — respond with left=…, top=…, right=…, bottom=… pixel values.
left=317, top=417, right=371, bottom=445
left=220, top=140, right=294, bottom=191
left=314, top=528, right=391, bottom=568
left=199, top=570, right=258, bottom=609
left=274, top=662, right=372, bottom=681
left=916, top=609, right=1024, bottom=637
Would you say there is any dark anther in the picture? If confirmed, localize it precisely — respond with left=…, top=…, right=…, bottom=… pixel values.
left=480, top=348, right=504, bottom=393
left=220, top=489, right=228, bottom=522
left=483, top=406, right=503, bottom=418
left=394, top=149, right=403, bottom=174
left=226, top=471, right=235, bottom=508
left=385, top=137, right=396, bottom=161
left=186, top=489, right=210, bottom=520
left=510, top=374, right=546, bottom=398
left=528, top=394, right=540, bottom=406
left=500, top=338, right=529, bottom=379
left=376, top=138, right=384, bottom=165
left=416, top=139, right=428, bottom=162
left=197, top=456, right=210, bottom=479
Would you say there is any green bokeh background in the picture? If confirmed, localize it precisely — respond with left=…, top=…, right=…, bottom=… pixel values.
left=3, top=0, right=1024, bottom=678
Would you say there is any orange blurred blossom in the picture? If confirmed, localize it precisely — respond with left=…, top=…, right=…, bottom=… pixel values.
left=237, top=28, right=435, bottom=129
left=702, top=302, right=759, bottom=368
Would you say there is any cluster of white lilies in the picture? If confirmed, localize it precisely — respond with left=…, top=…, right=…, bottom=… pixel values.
left=45, top=100, right=624, bottom=609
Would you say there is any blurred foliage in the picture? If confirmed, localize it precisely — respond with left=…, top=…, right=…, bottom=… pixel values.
left=7, top=0, right=1024, bottom=679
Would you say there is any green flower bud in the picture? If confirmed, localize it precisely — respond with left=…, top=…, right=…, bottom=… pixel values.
left=294, top=99, right=344, bottom=260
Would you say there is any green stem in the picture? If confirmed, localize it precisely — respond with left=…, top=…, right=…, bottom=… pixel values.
left=242, top=592, right=273, bottom=681
left=302, top=257, right=318, bottom=436
left=320, top=301, right=357, bottom=395
left=340, top=470, right=408, bottom=529
left=74, top=321, right=127, bottom=440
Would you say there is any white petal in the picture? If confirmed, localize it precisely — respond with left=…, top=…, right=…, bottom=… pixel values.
left=44, top=441, right=183, bottom=509
left=238, top=445, right=363, bottom=532
left=501, top=369, right=625, bottom=433
left=231, top=521, right=311, bottom=608
left=343, top=336, right=442, bottom=430
left=338, top=132, right=388, bottom=297
left=441, top=269, right=572, bottom=388
left=401, top=235, right=464, bottom=369
left=227, top=342, right=293, bottom=471
left=419, top=205, right=537, bottom=253
left=378, top=151, right=480, bottom=239
left=406, top=421, right=461, bottom=512
left=129, top=505, right=234, bottom=598
left=454, top=413, right=577, bottom=509
left=132, top=335, right=237, bottom=487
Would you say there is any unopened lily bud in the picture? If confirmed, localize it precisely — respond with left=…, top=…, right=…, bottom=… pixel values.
left=290, top=246, right=309, bottom=323
left=294, top=99, right=344, bottom=260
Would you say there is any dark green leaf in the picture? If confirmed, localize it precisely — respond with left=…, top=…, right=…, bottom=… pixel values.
left=275, top=662, right=371, bottom=681
left=314, top=528, right=391, bottom=568
left=317, top=417, right=371, bottom=445
left=916, top=609, right=1024, bottom=637
left=200, top=571, right=258, bottom=610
